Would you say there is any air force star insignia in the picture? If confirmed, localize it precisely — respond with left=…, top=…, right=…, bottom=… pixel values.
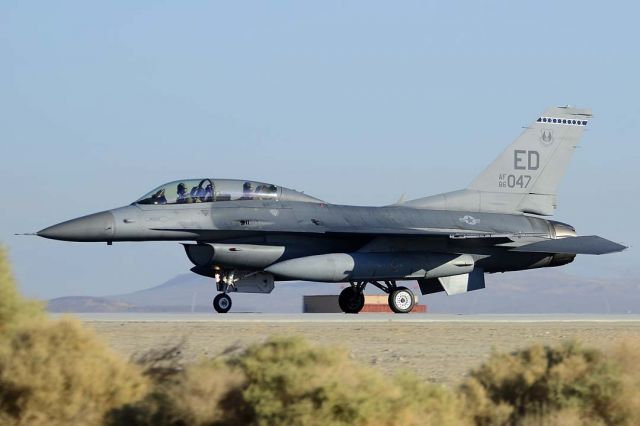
left=459, top=215, right=480, bottom=225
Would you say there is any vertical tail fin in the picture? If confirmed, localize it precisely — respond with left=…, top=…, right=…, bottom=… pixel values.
left=468, top=106, right=592, bottom=214
left=405, top=106, right=592, bottom=215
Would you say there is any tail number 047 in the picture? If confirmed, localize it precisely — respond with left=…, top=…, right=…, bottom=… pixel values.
left=499, top=174, right=531, bottom=188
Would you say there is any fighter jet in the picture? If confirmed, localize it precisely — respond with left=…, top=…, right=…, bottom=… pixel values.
left=37, top=106, right=626, bottom=313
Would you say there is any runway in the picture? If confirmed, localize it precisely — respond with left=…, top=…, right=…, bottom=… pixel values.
left=69, top=313, right=640, bottom=323
left=78, top=313, right=640, bottom=385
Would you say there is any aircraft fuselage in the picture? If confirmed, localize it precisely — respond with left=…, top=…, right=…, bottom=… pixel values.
left=38, top=200, right=573, bottom=276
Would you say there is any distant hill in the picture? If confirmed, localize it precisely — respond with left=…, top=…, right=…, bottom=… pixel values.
left=47, top=296, right=134, bottom=313
left=47, top=269, right=640, bottom=314
left=47, top=275, right=349, bottom=313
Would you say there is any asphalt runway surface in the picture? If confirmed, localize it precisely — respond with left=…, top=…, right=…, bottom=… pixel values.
left=79, top=314, right=640, bottom=386
left=69, top=313, right=640, bottom=322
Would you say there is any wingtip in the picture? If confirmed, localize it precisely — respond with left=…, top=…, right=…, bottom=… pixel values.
left=617, top=243, right=629, bottom=252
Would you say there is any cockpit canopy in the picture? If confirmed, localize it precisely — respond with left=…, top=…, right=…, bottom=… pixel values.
left=135, top=179, right=321, bottom=205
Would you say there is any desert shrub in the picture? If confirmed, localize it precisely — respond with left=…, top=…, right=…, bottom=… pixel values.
left=107, top=361, right=246, bottom=426
left=606, top=339, right=640, bottom=425
left=107, top=341, right=247, bottom=426
left=231, top=336, right=464, bottom=426
left=0, top=318, right=148, bottom=426
left=460, top=341, right=627, bottom=425
left=458, top=377, right=513, bottom=426
left=109, top=336, right=466, bottom=426
left=0, top=247, right=44, bottom=332
left=518, top=407, right=598, bottom=426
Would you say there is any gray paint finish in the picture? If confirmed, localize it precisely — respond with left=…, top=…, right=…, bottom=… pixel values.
left=36, top=107, right=626, bottom=307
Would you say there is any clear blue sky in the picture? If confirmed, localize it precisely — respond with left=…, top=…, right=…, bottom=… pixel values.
left=1, top=1, right=637, bottom=298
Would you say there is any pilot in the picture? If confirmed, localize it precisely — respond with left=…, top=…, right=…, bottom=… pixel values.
left=241, top=181, right=254, bottom=200
left=176, top=183, right=189, bottom=204
left=240, top=182, right=254, bottom=200
left=203, top=182, right=213, bottom=202
left=263, top=184, right=277, bottom=198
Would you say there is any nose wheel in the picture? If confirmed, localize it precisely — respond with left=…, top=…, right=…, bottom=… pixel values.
left=213, top=293, right=232, bottom=313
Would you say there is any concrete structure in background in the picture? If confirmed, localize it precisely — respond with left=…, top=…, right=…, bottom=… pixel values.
left=304, top=294, right=426, bottom=313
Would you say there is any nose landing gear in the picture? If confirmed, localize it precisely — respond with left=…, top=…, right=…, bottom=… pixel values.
left=213, top=293, right=232, bottom=313
left=210, top=269, right=276, bottom=314
left=212, top=271, right=236, bottom=314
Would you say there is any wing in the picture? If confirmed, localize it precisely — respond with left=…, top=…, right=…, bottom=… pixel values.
left=510, top=235, right=627, bottom=255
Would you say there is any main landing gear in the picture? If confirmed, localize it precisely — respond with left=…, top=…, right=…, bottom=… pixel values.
left=388, top=286, right=415, bottom=314
left=338, top=285, right=365, bottom=314
left=338, top=281, right=416, bottom=314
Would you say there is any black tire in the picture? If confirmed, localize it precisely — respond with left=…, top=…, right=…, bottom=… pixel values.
left=338, top=287, right=365, bottom=314
left=388, top=287, right=415, bottom=314
left=213, top=293, right=232, bottom=313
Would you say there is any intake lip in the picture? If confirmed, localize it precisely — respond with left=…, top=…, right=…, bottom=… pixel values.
left=37, top=211, right=116, bottom=242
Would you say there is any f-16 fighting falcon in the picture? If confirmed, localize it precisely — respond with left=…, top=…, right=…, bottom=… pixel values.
left=37, top=107, right=626, bottom=313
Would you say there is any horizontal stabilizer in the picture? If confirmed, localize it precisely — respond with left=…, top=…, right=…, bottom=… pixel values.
left=511, top=236, right=627, bottom=255
left=418, top=268, right=485, bottom=296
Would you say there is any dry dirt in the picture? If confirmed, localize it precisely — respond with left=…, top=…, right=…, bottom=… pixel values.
left=87, top=318, right=640, bottom=386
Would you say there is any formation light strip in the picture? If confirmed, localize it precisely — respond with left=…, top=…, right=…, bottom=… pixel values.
left=537, top=117, right=588, bottom=126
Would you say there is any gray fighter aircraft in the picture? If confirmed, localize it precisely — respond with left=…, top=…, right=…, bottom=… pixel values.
left=37, top=106, right=626, bottom=313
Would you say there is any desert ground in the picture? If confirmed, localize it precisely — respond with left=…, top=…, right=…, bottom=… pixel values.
left=83, top=314, right=640, bottom=386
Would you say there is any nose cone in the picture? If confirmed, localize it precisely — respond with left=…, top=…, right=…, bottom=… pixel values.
left=38, top=211, right=115, bottom=242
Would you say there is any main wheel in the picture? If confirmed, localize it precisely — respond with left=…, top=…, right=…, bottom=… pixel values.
left=338, top=287, right=365, bottom=314
left=388, top=287, right=415, bottom=314
left=213, top=293, right=232, bottom=313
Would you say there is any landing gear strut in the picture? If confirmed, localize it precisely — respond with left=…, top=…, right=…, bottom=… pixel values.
left=213, top=293, right=232, bottom=313
left=212, top=271, right=236, bottom=314
left=338, top=281, right=416, bottom=314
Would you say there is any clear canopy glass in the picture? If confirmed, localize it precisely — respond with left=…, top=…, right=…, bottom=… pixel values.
left=135, top=179, right=279, bottom=205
